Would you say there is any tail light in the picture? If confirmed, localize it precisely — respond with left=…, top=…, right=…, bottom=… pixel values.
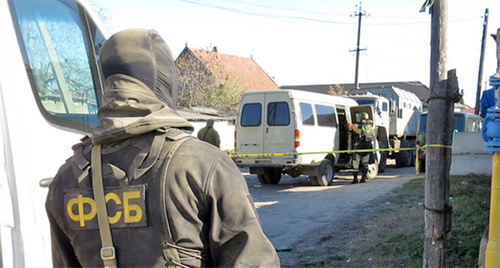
left=234, top=131, right=237, bottom=148
left=295, top=129, right=300, bottom=148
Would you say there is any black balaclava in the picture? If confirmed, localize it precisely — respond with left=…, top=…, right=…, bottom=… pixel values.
left=99, top=28, right=178, bottom=109
left=92, top=29, right=193, bottom=144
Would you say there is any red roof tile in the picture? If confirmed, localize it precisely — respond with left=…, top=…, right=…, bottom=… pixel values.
left=189, top=48, right=279, bottom=91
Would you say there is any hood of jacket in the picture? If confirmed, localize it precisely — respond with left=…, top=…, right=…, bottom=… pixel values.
left=92, top=29, right=193, bottom=144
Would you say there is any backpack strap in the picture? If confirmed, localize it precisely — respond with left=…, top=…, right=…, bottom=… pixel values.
left=91, top=144, right=117, bottom=268
left=160, top=136, right=198, bottom=267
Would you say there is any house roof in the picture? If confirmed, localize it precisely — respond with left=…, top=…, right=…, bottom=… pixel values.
left=179, top=47, right=279, bottom=91
left=281, top=81, right=430, bottom=102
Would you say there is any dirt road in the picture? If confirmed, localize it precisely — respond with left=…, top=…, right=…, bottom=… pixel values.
left=243, top=161, right=419, bottom=266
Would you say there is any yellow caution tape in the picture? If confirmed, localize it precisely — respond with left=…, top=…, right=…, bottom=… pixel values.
left=230, top=144, right=452, bottom=176
left=415, top=144, right=452, bottom=175
left=230, top=147, right=412, bottom=159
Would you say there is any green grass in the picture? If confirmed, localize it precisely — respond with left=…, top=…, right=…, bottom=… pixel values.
left=303, top=175, right=491, bottom=267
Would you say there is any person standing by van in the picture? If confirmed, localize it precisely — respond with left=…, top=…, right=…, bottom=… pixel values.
left=197, top=119, right=220, bottom=148
left=45, top=28, right=279, bottom=267
left=349, top=112, right=375, bottom=183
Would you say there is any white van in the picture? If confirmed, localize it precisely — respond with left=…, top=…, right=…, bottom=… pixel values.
left=0, top=0, right=107, bottom=266
left=234, top=89, right=379, bottom=186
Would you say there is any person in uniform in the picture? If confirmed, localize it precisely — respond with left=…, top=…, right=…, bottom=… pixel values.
left=349, top=112, right=375, bottom=183
left=45, top=28, right=280, bottom=267
left=197, top=119, right=220, bottom=148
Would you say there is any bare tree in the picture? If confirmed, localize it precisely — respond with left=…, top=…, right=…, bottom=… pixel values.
left=176, top=48, right=243, bottom=110
left=328, top=84, right=348, bottom=96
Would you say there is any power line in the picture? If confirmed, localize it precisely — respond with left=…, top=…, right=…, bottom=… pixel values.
left=181, top=0, right=354, bottom=25
left=225, top=0, right=350, bottom=17
left=181, top=0, right=482, bottom=28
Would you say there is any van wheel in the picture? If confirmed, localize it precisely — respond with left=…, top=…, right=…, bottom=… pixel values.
left=311, top=159, right=334, bottom=186
left=366, top=160, right=379, bottom=180
left=378, top=141, right=388, bottom=173
left=396, top=140, right=413, bottom=167
left=258, top=168, right=282, bottom=184
left=257, top=174, right=267, bottom=184
left=378, top=151, right=387, bottom=173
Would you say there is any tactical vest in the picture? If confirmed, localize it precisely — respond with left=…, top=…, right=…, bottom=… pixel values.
left=361, top=124, right=375, bottom=142
left=62, top=129, right=207, bottom=267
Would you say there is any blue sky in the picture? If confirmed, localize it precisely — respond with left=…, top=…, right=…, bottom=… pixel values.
left=90, top=0, right=500, bottom=107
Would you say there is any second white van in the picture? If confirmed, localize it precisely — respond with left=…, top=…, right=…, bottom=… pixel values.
left=234, top=89, right=379, bottom=186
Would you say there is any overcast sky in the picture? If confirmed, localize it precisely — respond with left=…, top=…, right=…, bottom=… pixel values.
left=90, top=0, right=500, bottom=107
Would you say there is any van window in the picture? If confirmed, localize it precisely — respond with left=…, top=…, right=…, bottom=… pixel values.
left=315, top=105, right=336, bottom=127
left=382, top=102, right=388, bottom=112
left=241, top=103, right=261, bottom=126
left=267, top=102, right=290, bottom=126
left=300, top=103, right=314, bottom=125
left=10, top=0, right=102, bottom=133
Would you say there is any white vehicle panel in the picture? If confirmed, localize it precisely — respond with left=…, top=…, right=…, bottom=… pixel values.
left=0, top=0, right=105, bottom=266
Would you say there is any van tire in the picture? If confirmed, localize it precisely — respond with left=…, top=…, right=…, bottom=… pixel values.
left=311, top=159, right=334, bottom=186
left=258, top=168, right=282, bottom=184
left=378, top=151, right=387, bottom=173
left=378, top=141, right=388, bottom=173
left=396, top=140, right=414, bottom=167
left=395, top=151, right=410, bottom=167
left=257, top=174, right=267, bottom=184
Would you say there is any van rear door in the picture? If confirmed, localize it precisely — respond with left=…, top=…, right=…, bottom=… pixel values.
left=263, top=92, right=294, bottom=155
left=238, top=92, right=265, bottom=155
left=236, top=91, right=294, bottom=164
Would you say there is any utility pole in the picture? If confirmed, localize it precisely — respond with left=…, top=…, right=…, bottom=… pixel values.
left=423, top=0, right=457, bottom=267
left=350, top=1, right=367, bottom=89
left=474, top=8, right=489, bottom=115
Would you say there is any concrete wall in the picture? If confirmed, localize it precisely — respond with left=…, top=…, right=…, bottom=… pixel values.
left=450, top=132, right=492, bottom=176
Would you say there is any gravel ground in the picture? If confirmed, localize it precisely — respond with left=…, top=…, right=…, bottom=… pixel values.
left=241, top=160, right=418, bottom=266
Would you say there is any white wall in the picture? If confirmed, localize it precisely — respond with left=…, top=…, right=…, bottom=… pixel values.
left=190, top=120, right=235, bottom=151
left=450, top=132, right=492, bottom=176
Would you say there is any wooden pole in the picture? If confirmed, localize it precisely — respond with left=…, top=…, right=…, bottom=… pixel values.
left=474, top=9, right=489, bottom=115
left=354, top=2, right=364, bottom=89
left=424, top=0, right=453, bottom=267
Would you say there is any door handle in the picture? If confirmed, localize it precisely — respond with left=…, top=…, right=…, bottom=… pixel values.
left=39, top=177, right=53, bottom=188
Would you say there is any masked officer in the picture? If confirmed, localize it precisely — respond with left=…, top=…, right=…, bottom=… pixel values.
left=349, top=112, right=375, bottom=183
left=197, top=119, right=220, bottom=148
left=45, top=29, right=280, bottom=267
